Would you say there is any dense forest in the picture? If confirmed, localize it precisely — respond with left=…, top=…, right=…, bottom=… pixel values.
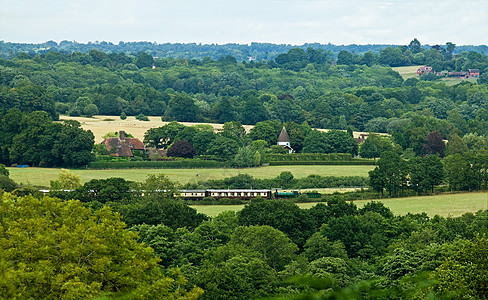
left=1, top=182, right=486, bottom=299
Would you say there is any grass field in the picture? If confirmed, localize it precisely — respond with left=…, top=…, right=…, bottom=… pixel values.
left=8, top=165, right=374, bottom=188
left=191, top=192, right=488, bottom=218
left=392, top=65, right=423, bottom=80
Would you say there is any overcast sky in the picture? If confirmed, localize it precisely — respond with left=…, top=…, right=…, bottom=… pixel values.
left=1, top=0, right=487, bottom=45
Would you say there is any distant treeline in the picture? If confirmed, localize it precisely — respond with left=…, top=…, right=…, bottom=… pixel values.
left=1, top=40, right=487, bottom=61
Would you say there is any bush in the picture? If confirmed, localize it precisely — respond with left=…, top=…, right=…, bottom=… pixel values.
left=0, top=164, right=9, bottom=177
left=135, top=113, right=149, bottom=121
left=268, top=160, right=375, bottom=166
left=88, top=159, right=223, bottom=169
left=120, top=112, right=127, bottom=120
left=0, top=175, right=17, bottom=192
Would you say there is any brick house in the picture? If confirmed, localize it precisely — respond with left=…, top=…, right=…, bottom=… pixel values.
left=417, top=66, right=433, bottom=76
left=469, top=69, right=480, bottom=78
left=101, top=131, right=145, bottom=157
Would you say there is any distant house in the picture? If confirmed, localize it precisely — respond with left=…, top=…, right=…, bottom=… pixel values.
left=277, top=127, right=293, bottom=154
left=469, top=69, right=480, bottom=78
left=417, top=66, right=433, bottom=76
left=356, top=133, right=368, bottom=145
left=101, top=131, right=145, bottom=157
left=448, top=71, right=469, bottom=78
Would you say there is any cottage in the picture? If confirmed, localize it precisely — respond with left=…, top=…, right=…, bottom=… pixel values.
left=277, top=127, right=293, bottom=153
left=417, top=66, right=433, bottom=76
left=469, top=69, right=480, bottom=78
left=101, top=131, right=145, bottom=157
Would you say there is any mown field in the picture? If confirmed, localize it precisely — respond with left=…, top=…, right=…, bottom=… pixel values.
left=191, top=192, right=488, bottom=218
left=8, top=165, right=374, bottom=188
left=392, top=65, right=423, bottom=79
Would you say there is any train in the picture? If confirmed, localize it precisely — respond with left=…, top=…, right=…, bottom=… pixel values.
left=40, top=188, right=321, bottom=200
left=179, top=189, right=321, bottom=200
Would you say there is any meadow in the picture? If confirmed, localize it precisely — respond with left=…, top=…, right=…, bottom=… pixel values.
left=392, top=65, right=423, bottom=79
left=8, top=165, right=374, bottom=188
left=191, top=192, right=488, bottom=218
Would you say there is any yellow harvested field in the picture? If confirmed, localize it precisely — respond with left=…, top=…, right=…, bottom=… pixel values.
left=60, top=115, right=255, bottom=143
left=61, top=115, right=382, bottom=143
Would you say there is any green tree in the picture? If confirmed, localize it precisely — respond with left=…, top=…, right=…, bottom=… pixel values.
left=0, top=193, right=203, bottom=299
left=165, top=93, right=199, bottom=122
left=0, top=164, right=8, bottom=177
left=249, top=120, right=282, bottom=146
left=83, top=103, right=99, bottom=117
left=49, top=169, right=82, bottom=190
left=359, top=137, right=379, bottom=159
left=369, top=151, right=408, bottom=197
left=144, top=121, right=186, bottom=148
left=206, top=136, right=240, bottom=161
left=232, top=147, right=256, bottom=168
left=134, top=51, right=154, bottom=68
left=444, top=154, right=477, bottom=191
left=431, top=236, right=488, bottom=299
left=409, top=155, right=444, bottom=194
left=0, top=175, right=17, bottom=192
left=238, top=200, right=314, bottom=248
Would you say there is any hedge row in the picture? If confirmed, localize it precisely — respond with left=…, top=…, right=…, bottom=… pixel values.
left=268, top=160, right=376, bottom=166
left=88, top=160, right=224, bottom=169
left=264, top=153, right=353, bottom=161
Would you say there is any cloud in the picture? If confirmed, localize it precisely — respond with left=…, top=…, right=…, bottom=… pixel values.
left=0, top=0, right=486, bottom=45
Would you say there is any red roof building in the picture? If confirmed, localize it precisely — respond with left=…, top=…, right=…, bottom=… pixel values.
left=469, top=69, right=480, bottom=78
left=101, top=131, right=145, bottom=157
left=417, top=66, right=433, bottom=76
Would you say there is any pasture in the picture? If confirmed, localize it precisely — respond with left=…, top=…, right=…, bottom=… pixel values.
left=191, top=192, right=488, bottom=218
left=392, top=65, right=423, bottom=80
left=8, top=165, right=374, bottom=188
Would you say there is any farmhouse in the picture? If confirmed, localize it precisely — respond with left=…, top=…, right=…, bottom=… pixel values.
left=101, top=131, right=145, bottom=157
left=469, top=69, right=480, bottom=78
left=417, top=66, right=433, bottom=76
left=277, top=127, right=294, bottom=153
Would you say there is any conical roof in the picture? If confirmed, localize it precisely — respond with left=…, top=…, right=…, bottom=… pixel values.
left=277, top=127, right=290, bottom=143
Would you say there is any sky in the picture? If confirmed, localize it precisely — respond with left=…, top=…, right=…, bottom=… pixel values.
left=1, top=0, right=487, bottom=46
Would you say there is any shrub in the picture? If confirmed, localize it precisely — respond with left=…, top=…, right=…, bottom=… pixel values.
left=135, top=113, right=149, bottom=121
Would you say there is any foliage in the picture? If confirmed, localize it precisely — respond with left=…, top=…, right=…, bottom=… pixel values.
left=88, top=159, right=223, bottom=169
left=49, top=168, right=82, bottom=190
left=431, top=236, right=488, bottom=299
left=0, top=175, right=17, bottom=192
left=167, top=140, right=196, bottom=158
left=0, top=193, right=203, bottom=299
left=238, top=200, right=315, bottom=248
left=0, top=163, right=8, bottom=176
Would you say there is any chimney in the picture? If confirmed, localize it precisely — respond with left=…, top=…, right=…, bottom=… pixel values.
left=119, top=131, right=126, bottom=140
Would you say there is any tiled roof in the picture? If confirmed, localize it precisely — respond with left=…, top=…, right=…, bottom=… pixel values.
left=277, top=127, right=290, bottom=143
left=101, top=134, right=145, bottom=157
